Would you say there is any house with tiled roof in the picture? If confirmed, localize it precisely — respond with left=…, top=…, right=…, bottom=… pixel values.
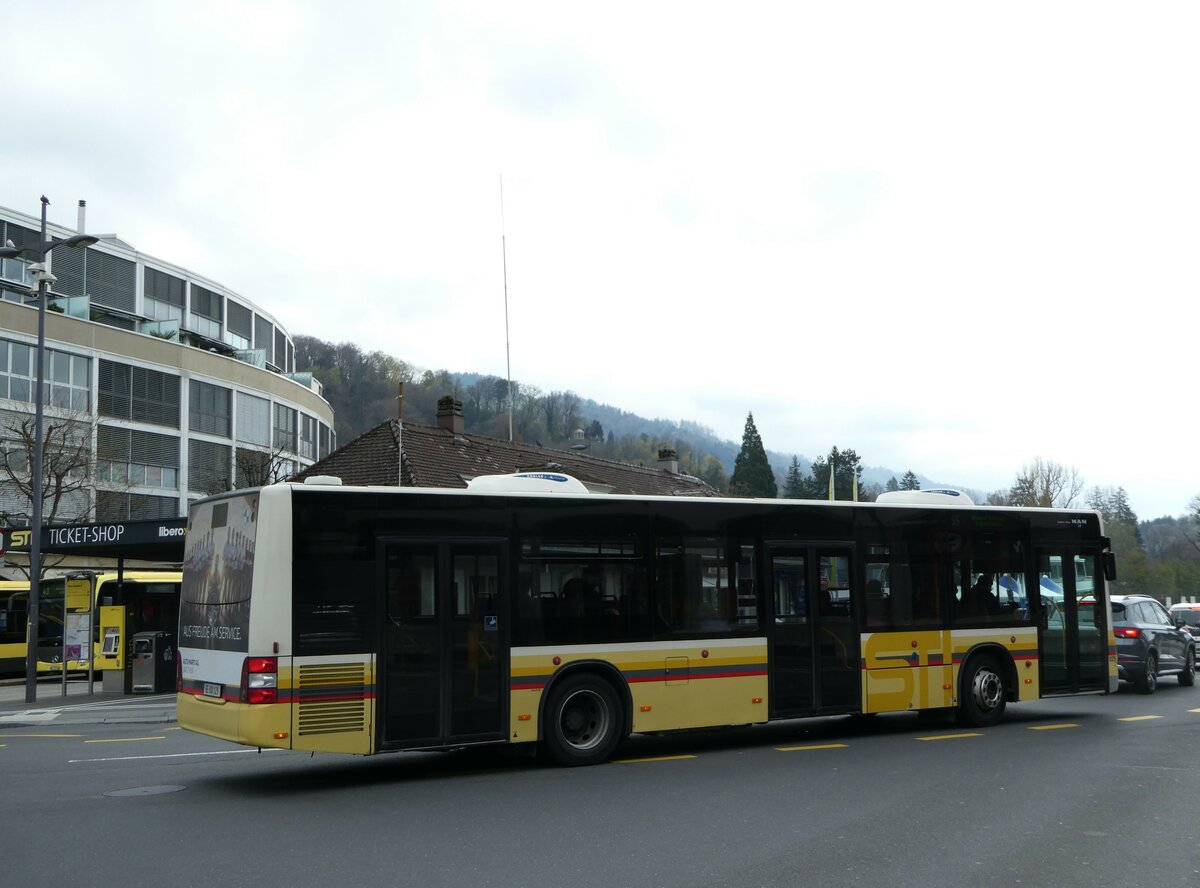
left=293, top=396, right=717, bottom=497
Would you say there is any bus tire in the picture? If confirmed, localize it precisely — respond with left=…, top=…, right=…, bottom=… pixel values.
left=958, top=652, right=1008, bottom=727
left=542, top=672, right=624, bottom=766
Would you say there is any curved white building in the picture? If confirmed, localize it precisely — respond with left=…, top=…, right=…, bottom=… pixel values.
left=0, top=201, right=335, bottom=524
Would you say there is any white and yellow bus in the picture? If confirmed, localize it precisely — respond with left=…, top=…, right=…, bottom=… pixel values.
left=177, top=475, right=1117, bottom=765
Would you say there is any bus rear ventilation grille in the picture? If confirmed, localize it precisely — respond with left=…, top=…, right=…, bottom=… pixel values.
left=297, top=662, right=367, bottom=736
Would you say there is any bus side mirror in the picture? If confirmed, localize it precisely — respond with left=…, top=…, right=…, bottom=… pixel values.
left=1103, top=552, right=1117, bottom=583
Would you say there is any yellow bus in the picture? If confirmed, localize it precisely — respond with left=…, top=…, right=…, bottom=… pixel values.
left=178, top=475, right=1118, bottom=765
left=9, top=570, right=183, bottom=675
left=0, top=578, right=65, bottom=674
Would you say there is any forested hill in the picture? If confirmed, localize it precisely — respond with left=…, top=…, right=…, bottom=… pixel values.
left=293, top=335, right=927, bottom=494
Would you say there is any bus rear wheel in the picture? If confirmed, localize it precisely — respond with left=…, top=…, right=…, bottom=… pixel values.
left=542, top=673, right=624, bottom=766
left=958, top=653, right=1008, bottom=727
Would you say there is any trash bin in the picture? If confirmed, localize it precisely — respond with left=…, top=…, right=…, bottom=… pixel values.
left=131, top=631, right=176, bottom=694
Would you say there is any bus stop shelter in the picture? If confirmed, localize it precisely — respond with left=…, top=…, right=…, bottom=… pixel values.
left=2, top=517, right=187, bottom=696
left=2, top=517, right=187, bottom=567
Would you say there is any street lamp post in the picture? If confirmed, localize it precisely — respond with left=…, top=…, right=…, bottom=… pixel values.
left=1, top=196, right=98, bottom=703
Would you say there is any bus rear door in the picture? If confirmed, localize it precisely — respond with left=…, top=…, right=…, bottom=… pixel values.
left=379, top=540, right=508, bottom=750
left=1037, top=547, right=1109, bottom=694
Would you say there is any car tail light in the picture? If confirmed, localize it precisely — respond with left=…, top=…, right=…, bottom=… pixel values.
left=241, top=656, right=278, bottom=704
left=1113, top=627, right=1141, bottom=639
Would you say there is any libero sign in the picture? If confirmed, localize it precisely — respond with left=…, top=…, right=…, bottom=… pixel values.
left=4, top=518, right=187, bottom=555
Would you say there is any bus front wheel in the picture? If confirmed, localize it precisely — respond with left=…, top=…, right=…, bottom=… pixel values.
left=542, top=673, right=624, bottom=766
left=958, top=654, right=1008, bottom=727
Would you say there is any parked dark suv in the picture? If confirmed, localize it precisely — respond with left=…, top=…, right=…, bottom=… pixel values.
left=1111, top=595, right=1196, bottom=693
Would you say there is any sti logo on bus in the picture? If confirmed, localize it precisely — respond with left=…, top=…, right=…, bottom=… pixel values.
left=9, top=529, right=31, bottom=548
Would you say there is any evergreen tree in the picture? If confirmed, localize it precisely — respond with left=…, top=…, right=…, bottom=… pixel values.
left=806, top=447, right=862, bottom=500
left=783, top=456, right=806, bottom=498
left=1088, top=486, right=1143, bottom=548
left=900, top=470, right=921, bottom=490
left=729, top=413, right=777, bottom=498
left=886, top=476, right=900, bottom=493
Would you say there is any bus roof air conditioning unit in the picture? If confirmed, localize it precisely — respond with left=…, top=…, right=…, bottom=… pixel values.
left=466, top=472, right=589, bottom=494
left=875, top=489, right=974, bottom=506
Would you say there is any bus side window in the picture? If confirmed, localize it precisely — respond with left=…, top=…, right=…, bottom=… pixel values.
left=864, top=569, right=890, bottom=628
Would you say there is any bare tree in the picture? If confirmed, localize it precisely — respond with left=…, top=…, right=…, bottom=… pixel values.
left=1008, top=457, right=1084, bottom=508
left=1186, top=494, right=1200, bottom=554
left=0, top=407, right=132, bottom=577
left=235, top=445, right=297, bottom=489
left=0, top=411, right=93, bottom=528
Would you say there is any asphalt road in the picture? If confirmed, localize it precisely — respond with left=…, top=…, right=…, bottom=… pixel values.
left=2, top=680, right=1199, bottom=888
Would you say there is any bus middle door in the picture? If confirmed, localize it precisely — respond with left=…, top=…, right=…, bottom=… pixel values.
left=768, top=545, right=859, bottom=718
left=380, top=540, right=508, bottom=750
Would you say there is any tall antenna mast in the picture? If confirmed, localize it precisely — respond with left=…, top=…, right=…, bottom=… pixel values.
left=501, top=174, right=513, bottom=441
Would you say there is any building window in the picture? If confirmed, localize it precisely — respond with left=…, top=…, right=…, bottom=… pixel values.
left=98, top=360, right=180, bottom=428
left=97, top=490, right=178, bottom=521
left=52, top=247, right=136, bottom=312
left=189, top=285, right=223, bottom=339
left=189, top=380, right=231, bottom=437
left=299, top=414, right=316, bottom=460
left=255, top=315, right=274, bottom=366
left=0, top=338, right=91, bottom=411
left=225, top=301, right=252, bottom=350
left=273, top=403, right=296, bottom=452
left=1, top=256, right=31, bottom=287
left=144, top=267, right=185, bottom=322
left=236, top=392, right=270, bottom=446
left=188, top=438, right=231, bottom=496
left=274, top=328, right=287, bottom=372
left=96, top=426, right=179, bottom=490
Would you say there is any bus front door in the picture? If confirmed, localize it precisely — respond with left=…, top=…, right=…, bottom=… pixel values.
left=768, top=546, right=859, bottom=717
left=380, top=541, right=507, bottom=749
left=1036, top=548, right=1107, bottom=695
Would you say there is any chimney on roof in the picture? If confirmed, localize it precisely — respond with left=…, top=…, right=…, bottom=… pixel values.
left=657, top=447, right=679, bottom=474
left=436, top=395, right=464, bottom=434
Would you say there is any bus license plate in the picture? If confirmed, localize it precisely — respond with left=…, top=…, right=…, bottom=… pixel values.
left=203, top=682, right=221, bottom=698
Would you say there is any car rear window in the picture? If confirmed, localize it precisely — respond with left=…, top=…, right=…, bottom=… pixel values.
left=1111, top=602, right=1127, bottom=624
left=1172, top=608, right=1200, bottom=627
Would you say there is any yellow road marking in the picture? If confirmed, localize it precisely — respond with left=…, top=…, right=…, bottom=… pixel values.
left=1118, top=715, right=1162, bottom=722
left=83, top=736, right=167, bottom=744
left=917, top=732, right=983, bottom=741
left=777, top=743, right=848, bottom=752
left=1029, top=723, right=1079, bottom=731
left=0, top=733, right=82, bottom=739
left=613, top=754, right=696, bottom=764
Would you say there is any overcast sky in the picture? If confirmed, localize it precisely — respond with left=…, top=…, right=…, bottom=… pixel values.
left=4, top=2, right=1198, bottom=519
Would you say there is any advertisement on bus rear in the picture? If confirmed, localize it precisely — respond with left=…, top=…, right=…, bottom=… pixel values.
left=179, top=493, right=258, bottom=654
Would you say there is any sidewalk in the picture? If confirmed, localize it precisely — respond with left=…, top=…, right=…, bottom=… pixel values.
left=0, top=676, right=176, bottom=726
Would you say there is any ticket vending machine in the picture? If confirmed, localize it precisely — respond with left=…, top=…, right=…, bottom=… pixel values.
left=99, top=605, right=126, bottom=693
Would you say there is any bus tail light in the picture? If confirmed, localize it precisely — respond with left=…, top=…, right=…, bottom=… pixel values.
left=241, top=656, right=278, bottom=704
left=1113, top=627, right=1141, bottom=639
